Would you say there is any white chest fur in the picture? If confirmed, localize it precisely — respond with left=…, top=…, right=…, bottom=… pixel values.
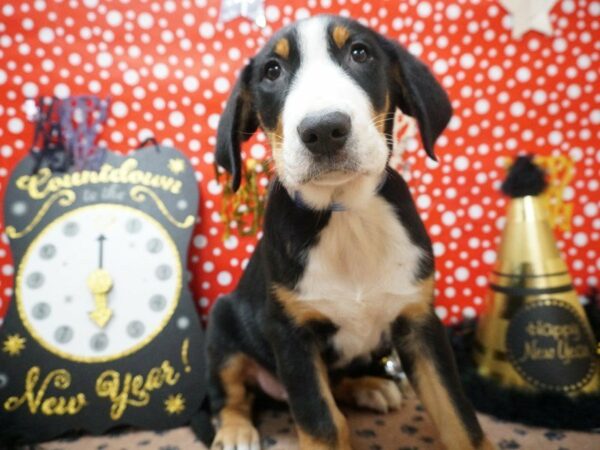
left=296, top=196, right=424, bottom=366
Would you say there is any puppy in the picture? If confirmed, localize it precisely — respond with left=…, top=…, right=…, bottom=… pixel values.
left=208, top=14, right=491, bottom=450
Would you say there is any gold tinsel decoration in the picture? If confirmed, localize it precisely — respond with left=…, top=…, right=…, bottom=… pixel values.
left=216, top=158, right=272, bottom=239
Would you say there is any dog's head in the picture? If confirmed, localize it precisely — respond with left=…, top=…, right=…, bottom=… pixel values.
left=216, top=15, right=452, bottom=207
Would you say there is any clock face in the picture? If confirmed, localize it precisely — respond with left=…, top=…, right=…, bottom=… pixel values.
left=15, top=204, right=182, bottom=363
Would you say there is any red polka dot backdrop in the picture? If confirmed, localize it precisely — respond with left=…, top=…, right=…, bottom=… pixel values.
left=0, top=1, right=598, bottom=326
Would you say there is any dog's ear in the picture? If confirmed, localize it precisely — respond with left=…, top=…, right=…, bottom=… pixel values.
left=215, top=60, right=259, bottom=192
left=383, top=39, right=452, bottom=161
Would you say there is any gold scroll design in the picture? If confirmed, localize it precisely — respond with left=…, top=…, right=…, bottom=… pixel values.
left=503, top=155, right=575, bottom=232
left=5, top=189, right=76, bottom=239
left=3, top=366, right=87, bottom=415
left=129, top=186, right=194, bottom=229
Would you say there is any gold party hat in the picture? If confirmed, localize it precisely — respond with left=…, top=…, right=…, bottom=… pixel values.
left=474, top=156, right=599, bottom=395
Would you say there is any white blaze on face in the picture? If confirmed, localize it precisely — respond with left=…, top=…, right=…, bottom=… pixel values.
left=278, top=17, right=389, bottom=205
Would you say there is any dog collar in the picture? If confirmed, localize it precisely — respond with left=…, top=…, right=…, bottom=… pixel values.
left=292, top=173, right=388, bottom=212
left=293, top=191, right=346, bottom=212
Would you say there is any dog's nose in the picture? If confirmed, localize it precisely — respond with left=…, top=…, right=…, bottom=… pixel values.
left=297, top=111, right=351, bottom=155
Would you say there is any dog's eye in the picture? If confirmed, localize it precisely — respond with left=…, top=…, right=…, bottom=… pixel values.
left=350, top=43, right=369, bottom=63
left=264, top=61, right=282, bottom=81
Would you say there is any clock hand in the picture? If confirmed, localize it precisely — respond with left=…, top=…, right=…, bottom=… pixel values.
left=88, top=235, right=113, bottom=328
left=97, top=234, right=106, bottom=268
left=88, top=269, right=113, bottom=328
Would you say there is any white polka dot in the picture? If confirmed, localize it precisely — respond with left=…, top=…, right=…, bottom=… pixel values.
left=488, top=65, right=503, bottom=81
left=444, top=287, right=456, bottom=299
left=207, top=179, right=223, bottom=195
left=295, top=8, right=310, bottom=19
left=459, top=53, right=475, bottom=69
left=445, top=4, right=461, bottom=20
left=435, top=306, right=447, bottom=320
left=223, top=235, right=239, bottom=250
left=515, top=67, right=531, bottom=82
left=548, top=130, right=562, bottom=145
left=54, top=83, right=70, bottom=98
left=250, top=143, right=266, bottom=159
left=463, top=306, right=476, bottom=319
left=442, top=211, right=456, bottom=226
left=83, top=0, right=99, bottom=7
left=199, top=22, right=215, bottom=39
left=475, top=99, right=490, bottom=114
left=553, top=38, right=567, bottom=52
left=566, top=84, right=581, bottom=99
left=106, top=10, right=123, bottom=26
left=123, top=69, right=139, bottom=86
left=483, top=250, right=496, bottom=264
left=417, top=2, right=432, bottom=17
left=96, top=52, right=113, bottom=68
left=193, top=235, right=208, bottom=249
left=455, top=267, right=469, bottom=281
left=214, top=77, right=230, bottom=94
left=433, top=242, right=445, bottom=257
left=8, top=118, right=24, bottom=134
left=573, top=232, right=588, bottom=247
left=208, top=114, right=220, bottom=130
left=22, top=82, right=38, bottom=97
left=468, top=204, right=483, bottom=219
left=1, top=145, right=13, bottom=157
left=2, top=4, right=15, bottom=16
left=169, top=111, right=185, bottom=128
left=217, top=271, right=233, bottom=286
left=0, top=69, right=6, bottom=85
left=417, top=194, right=431, bottom=209
left=266, top=5, right=281, bottom=21
left=454, top=156, right=469, bottom=171
left=152, top=63, right=169, bottom=80
left=183, top=76, right=199, bottom=92
left=203, top=261, right=215, bottom=273
left=137, top=12, right=154, bottom=29
left=433, top=59, right=448, bottom=75
left=510, top=101, right=525, bottom=117
left=38, top=27, right=54, bottom=43
left=583, top=203, right=598, bottom=217
left=532, top=89, right=547, bottom=105
left=2, top=264, right=13, bottom=276
left=112, top=101, right=128, bottom=118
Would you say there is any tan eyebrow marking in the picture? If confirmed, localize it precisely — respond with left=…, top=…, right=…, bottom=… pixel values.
left=332, top=25, right=350, bottom=49
left=274, top=38, right=290, bottom=59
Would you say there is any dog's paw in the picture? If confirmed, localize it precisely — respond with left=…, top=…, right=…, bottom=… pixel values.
left=211, top=424, right=261, bottom=450
left=335, top=376, right=403, bottom=414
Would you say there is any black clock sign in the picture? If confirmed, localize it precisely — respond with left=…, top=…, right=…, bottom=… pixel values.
left=0, top=145, right=206, bottom=444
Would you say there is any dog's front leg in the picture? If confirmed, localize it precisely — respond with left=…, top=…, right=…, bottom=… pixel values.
left=392, top=301, right=493, bottom=450
left=269, top=323, right=351, bottom=450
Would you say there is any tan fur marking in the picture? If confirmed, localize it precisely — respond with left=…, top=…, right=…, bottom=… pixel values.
left=332, top=25, right=350, bottom=49
left=217, top=354, right=254, bottom=429
left=274, top=38, right=290, bottom=59
left=372, top=93, right=391, bottom=133
left=274, top=284, right=329, bottom=325
left=399, top=276, right=435, bottom=320
left=297, top=358, right=351, bottom=450
left=412, top=357, right=480, bottom=450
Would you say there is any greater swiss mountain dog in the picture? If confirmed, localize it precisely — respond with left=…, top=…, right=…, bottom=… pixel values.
left=208, top=14, right=492, bottom=450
